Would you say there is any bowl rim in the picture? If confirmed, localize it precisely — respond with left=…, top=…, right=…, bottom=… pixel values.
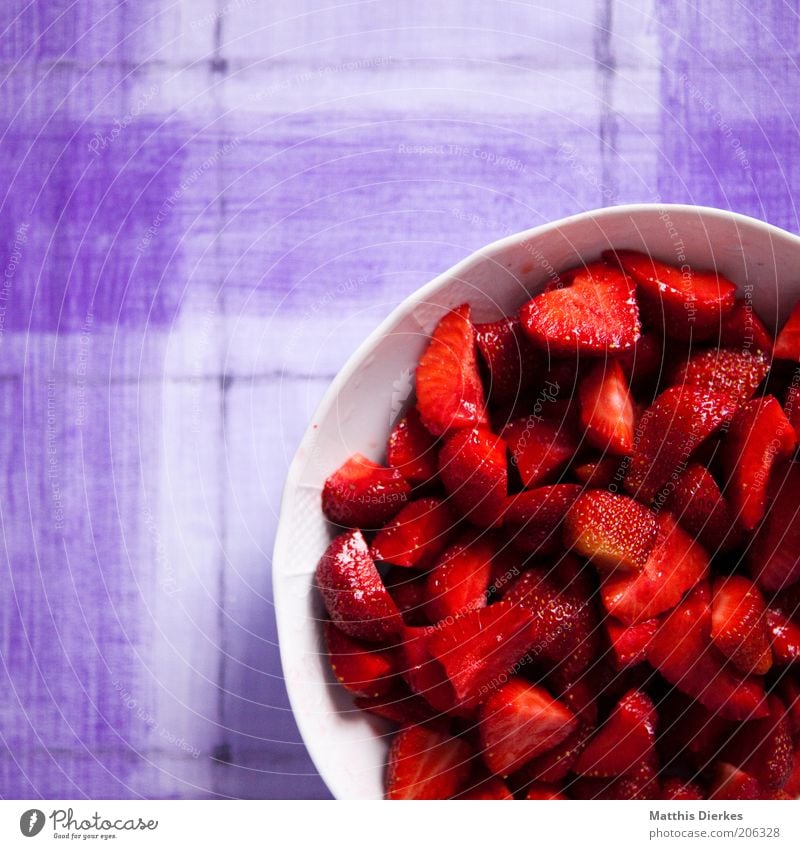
left=272, top=201, right=800, bottom=798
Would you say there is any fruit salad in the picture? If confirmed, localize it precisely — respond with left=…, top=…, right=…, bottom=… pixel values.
left=314, top=249, right=800, bottom=800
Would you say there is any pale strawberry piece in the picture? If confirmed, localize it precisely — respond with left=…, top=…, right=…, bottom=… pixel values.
left=386, top=407, right=438, bottom=485
left=324, top=621, right=396, bottom=698
left=371, top=497, right=459, bottom=568
left=479, top=679, right=577, bottom=775
left=710, top=576, right=772, bottom=675
left=661, top=777, right=705, bottom=800
left=501, top=485, right=583, bottom=555
left=524, top=783, right=566, bottom=800
left=416, top=304, right=487, bottom=436
left=386, top=724, right=472, bottom=800
left=765, top=608, right=800, bottom=665
left=668, top=463, right=740, bottom=553
left=606, top=618, right=658, bottom=668
left=773, top=300, right=800, bottom=361
left=425, top=532, right=494, bottom=622
left=718, top=297, right=773, bottom=353
left=668, top=347, right=769, bottom=403
left=475, top=315, right=541, bottom=403
left=503, top=415, right=578, bottom=487
left=578, top=360, right=635, bottom=455
left=520, top=262, right=640, bottom=355
left=322, top=453, right=411, bottom=528
left=708, top=763, right=761, bottom=800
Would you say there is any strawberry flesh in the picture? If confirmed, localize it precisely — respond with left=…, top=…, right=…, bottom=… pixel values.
left=718, top=297, right=773, bottom=353
left=774, top=299, right=800, bottom=361
left=579, top=360, right=635, bottom=455
left=710, top=576, right=772, bottom=675
left=371, top=497, right=458, bottom=568
left=324, top=621, right=396, bottom=697
left=668, top=462, right=740, bottom=552
left=386, top=723, right=472, bottom=799
left=475, top=315, right=541, bottom=403
left=669, top=347, right=769, bottom=403
left=606, top=618, right=658, bottom=668
left=501, top=485, right=583, bottom=555
left=503, top=415, right=578, bottom=488
left=425, top=532, right=494, bottom=622
left=386, top=407, right=438, bottom=486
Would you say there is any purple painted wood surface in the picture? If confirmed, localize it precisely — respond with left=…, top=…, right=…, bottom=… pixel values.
left=0, top=0, right=799, bottom=799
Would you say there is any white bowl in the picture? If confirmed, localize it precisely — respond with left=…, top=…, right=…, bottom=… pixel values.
left=273, top=203, right=800, bottom=800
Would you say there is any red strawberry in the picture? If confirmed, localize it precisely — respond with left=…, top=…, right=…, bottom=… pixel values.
left=438, top=427, right=507, bottom=528
left=324, top=621, right=396, bottom=698
left=564, top=491, right=658, bottom=574
left=774, top=300, right=800, bottom=361
left=575, top=690, right=656, bottom=778
left=785, top=746, right=800, bottom=797
left=386, top=723, right=472, bottom=799
left=723, top=396, right=796, bottom=532
left=386, top=407, right=438, bottom=486
left=517, top=723, right=594, bottom=784
left=501, top=485, right=583, bottom=555
left=708, top=763, right=761, bottom=800
left=710, top=576, right=772, bottom=675
left=554, top=677, right=600, bottom=728
left=607, top=249, right=736, bottom=339
left=661, top=777, right=705, bottom=800
left=519, top=262, right=640, bottom=356
left=606, top=618, right=658, bottom=668
left=425, top=532, right=494, bottom=622
left=668, top=463, right=740, bottom=553
left=778, top=677, right=800, bottom=737
left=618, top=332, right=663, bottom=386
left=765, top=608, right=800, bottom=665
left=625, top=386, right=738, bottom=501
left=718, top=297, right=773, bottom=353
left=784, top=381, right=800, bottom=440
left=354, top=686, right=437, bottom=725
left=525, top=783, right=566, bottom=800
left=647, top=583, right=768, bottom=721
left=322, top=454, right=411, bottom=528
left=479, top=679, right=577, bottom=775
left=316, top=530, right=403, bottom=642
left=601, top=512, right=709, bottom=624
left=578, top=360, right=635, bottom=455
left=475, top=315, right=541, bottom=403
left=383, top=568, right=430, bottom=626
left=748, top=461, right=800, bottom=593
left=457, top=776, right=514, bottom=800
left=371, top=497, right=458, bottom=568
left=570, top=757, right=660, bottom=800
left=573, top=456, right=627, bottom=488
left=503, top=415, right=578, bottom=488
left=416, top=304, right=487, bottom=436
left=398, top=625, right=464, bottom=715
left=669, top=347, right=769, bottom=403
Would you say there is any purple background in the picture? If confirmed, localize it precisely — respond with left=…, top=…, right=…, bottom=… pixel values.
left=0, top=0, right=798, bottom=799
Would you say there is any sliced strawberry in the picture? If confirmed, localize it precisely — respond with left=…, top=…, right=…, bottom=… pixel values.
left=625, top=385, right=738, bottom=501
left=668, top=462, right=740, bottom=553
left=386, top=723, right=472, bottom=799
left=553, top=677, right=600, bottom=728
left=517, top=723, right=594, bottom=784
left=354, top=685, right=437, bottom=725
left=710, top=576, right=772, bottom=675
left=479, top=679, right=577, bottom=775
left=765, top=608, right=800, bottom=665
left=647, top=583, right=768, bottom=721
left=573, top=456, right=627, bottom=488
left=607, top=249, right=736, bottom=339
left=669, top=347, right=769, bottom=403
left=386, top=407, right=438, bottom=486
left=564, top=491, right=658, bottom=574
left=618, top=331, right=663, bottom=387
left=324, top=621, right=396, bottom=698
left=774, top=300, right=800, bottom=361
left=708, top=763, right=761, bottom=800
left=601, top=512, right=708, bottom=624
left=748, top=461, right=800, bottom=593
left=416, top=304, right=487, bottom=436
left=371, top=497, right=459, bottom=568
left=570, top=757, right=660, bottom=800
left=316, top=530, right=403, bottom=642
left=661, top=777, right=705, bottom=800
left=322, top=454, right=411, bottom=528
left=525, top=783, right=566, bottom=800
left=784, top=381, right=800, bottom=441
left=383, top=568, right=430, bottom=627
left=575, top=690, right=656, bottom=777
left=474, top=315, right=541, bottom=403
left=503, top=415, right=578, bottom=488
left=723, top=396, right=796, bottom=532
left=425, top=532, right=494, bottom=622
left=718, top=297, right=773, bottom=353
left=501, top=485, right=583, bottom=555
left=519, top=261, right=640, bottom=356
left=398, top=625, right=467, bottom=715
left=578, top=360, right=635, bottom=455
left=438, top=427, right=507, bottom=528
left=457, top=775, right=514, bottom=800
left=721, top=695, right=794, bottom=789
left=606, top=618, right=658, bottom=668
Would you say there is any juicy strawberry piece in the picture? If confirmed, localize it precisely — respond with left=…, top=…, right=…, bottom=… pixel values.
left=608, top=249, right=736, bottom=339
left=354, top=686, right=437, bottom=725
left=573, top=456, right=627, bottom=488
left=525, top=783, right=566, bottom=799
left=774, top=300, right=800, bottom=361
left=458, top=776, right=514, bottom=800
left=579, top=360, right=635, bottom=455
left=475, top=316, right=541, bottom=403
left=316, top=530, right=403, bottom=642
left=647, top=583, right=768, bottom=721
left=398, top=625, right=469, bottom=715
left=501, top=485, right=583, bottom=555
left=503, top=415, right=578, bottom=488
left=721, top=695, right=794, bottom=789
left=322, top=454, right=411, bottom=528
left=386, top=723, right=472, bottom=799
left=723, top=396, right=796, bottom=532
left=625, top=386, right=738, bottom=501
left=386, top=407, right=438, bottom=485
left=564, top=491, right=658, bottom=573
left=708, top=763, right=761, bottom=800
left=479, top=679, right=577, bottom=775
left=668, top=463, right=740, bottom=552
left=517, top=723, right=594, bottom=783
left=519, top=262, right=640, bottom=355
left=765, top=608, right=800, bottom=665
left=324, top=621, right=396, bottom=697
left=425, top=532, right=494, bottom=622
left=438, top=427, right=507, bottom=528
left=718, top=297, right=773, bottom=353
left=554, top=677, right=600, bottom=728
left=383, top=568, right=430, bottom=626
left=575, top=690, right=657, bottom=777
left=661, top=777, right=705, bottom=800
left=371, top=497, right=458, bottom=568
left=669, top=347, right=769, bottom=403
left=618, top=332, right=663, bottom=386
left=601, top=512, right=708, bottom=624
left=784, top=381, right=800, bottom=441
left=416, top=304, right=487, bottom=436
left=748, top=461, right=800, bottom=592
left=570, top=757, right=660, bottom=800
left=606, top=618, right=658, bottom=668
left=710, top=576, right=772, bottom=675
